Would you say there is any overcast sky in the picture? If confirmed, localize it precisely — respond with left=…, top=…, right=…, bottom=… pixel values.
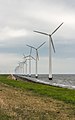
left=0, top=0, right=75, bottom=74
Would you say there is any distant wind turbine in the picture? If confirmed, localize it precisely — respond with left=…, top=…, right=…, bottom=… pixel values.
left=34, top=22, right=64, bottom=80
left=15, top=66, right=19, bottom=74
left=18, top=61, right=24, bottom=74
left=23, top=54, right=29, bottom=76
left=27, top=41, right=46, bottom=78
left=26, top=47, right=35, bottom=77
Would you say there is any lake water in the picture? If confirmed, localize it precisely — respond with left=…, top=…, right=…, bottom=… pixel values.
left=18, top=74, right=75, bottom=89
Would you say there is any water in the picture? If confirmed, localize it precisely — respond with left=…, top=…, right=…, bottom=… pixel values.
left=19, top=74, right=75, bottom=89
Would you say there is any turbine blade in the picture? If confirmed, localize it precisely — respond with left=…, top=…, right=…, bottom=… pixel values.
left=24, top=59, right=27, bottom=63
left=23, top=53, right=26, bottom=59
left=23, top=54, right=26, bottom=59
left=23, top=53, right=25, bottom=57
left=30, top=48, right=32, bottom=55
left=34, top=30, right=49, bottom=36
left=51, top=22, right=64, bottom=35
left=27, top=55, right=30, bottom=57
left=31, top=56, right=36, bottom=60
left=50, top=36, right=55, bottom=53
left=19, top=62, right=23, bottom=66
left=23, top=54, right=29, bottom=59
left=26, top=44, right=36, bottom=49
left=37, top=41, right=46, bottom=49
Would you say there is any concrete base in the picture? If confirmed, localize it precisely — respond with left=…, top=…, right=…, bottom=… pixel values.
left=49, top=77, right=52, bottom=80
left=29, top=75, right=31, bottom=77
left=35, top=76, right=38, bottom=78
left=25, top=74, right=27, bottom=76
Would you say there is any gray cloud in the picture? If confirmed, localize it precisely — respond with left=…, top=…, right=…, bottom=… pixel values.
left=0, top=0, right=75, bottom=73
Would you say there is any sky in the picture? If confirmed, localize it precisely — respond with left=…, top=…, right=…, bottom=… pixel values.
left=0, top=0, right=75, bottom=74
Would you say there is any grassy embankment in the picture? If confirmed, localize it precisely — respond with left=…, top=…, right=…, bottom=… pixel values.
left=0, top=75, right=75, bottom=120
left=0, top=75, right=75, bottom=104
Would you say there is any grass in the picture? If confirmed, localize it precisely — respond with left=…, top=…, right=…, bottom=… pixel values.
left=0, top=74, right=75, bottom=104
left=0, top=75, right=75, bottom=119
left=0, top=115, right=11, bottom=120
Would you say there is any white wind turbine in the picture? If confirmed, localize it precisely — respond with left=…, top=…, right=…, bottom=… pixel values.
left=15, top=66, right=19, bottom=74
left=23, top=60, right=28, bottom=76
left=34, top=22, right=64, bottom=80
left=23, top=54, right=29, bottom=76
left=21, top=61, right=27, bottom=75
left=18, top=61, right=24, bottom=74
left=27, top=42, right=46, bottom=78
left=26, top=47, right=35, bottom=77
left=15, top=64, right=21, bottom=74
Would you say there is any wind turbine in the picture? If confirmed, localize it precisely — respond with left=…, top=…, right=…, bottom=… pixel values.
left=34, top=22, right=64, bottom=80
left=15, top=66, right=19, bottom=74
left=16, top=65, right=21, bottom=74
left=23, top=54, right=29, bottom=76
left=26, top=47, right=35, bottom=77
left=27, top=41, right=46, bottom=78
left=18, top=61, right=24, bottom=74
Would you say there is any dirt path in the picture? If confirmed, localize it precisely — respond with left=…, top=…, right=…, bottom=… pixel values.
left=0, top=83, right=75, bottom=120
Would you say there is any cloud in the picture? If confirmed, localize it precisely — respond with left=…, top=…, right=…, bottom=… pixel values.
left=0, top=53, right=21, bottom=73
left=0, top=0, right=75, bottom=73
left=0, top=27, right=27, bottom=40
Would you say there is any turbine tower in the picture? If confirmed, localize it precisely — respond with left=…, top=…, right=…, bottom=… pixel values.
left=28, top=47, right=32, bottom=77
left=34, top=22, right=64, bottom=80
left=27, top=42, right=46, bottom=78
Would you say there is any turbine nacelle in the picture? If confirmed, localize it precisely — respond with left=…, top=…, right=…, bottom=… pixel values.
left=34, top=22, right=64, bottom=53
left=26, top=41, right=46, bottom=60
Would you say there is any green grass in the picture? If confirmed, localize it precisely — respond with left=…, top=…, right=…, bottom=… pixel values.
left=0, top=75, right=75, bottom=104
left=0, top=109, right=12, bottom=120
left=0, top=114, right=11, bottom=120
